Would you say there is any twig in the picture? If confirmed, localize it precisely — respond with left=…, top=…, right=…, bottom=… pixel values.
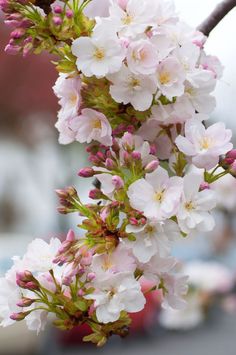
left=197, top=0, right=236, bottom=36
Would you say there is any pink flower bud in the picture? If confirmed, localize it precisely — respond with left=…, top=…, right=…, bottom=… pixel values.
left=145, top=160, right=159, bottom=173
left=78, top=167, right=95, bottom=178
left=5, top=43, right=21, bottom=55
left=87, top=272, right=96, bottom=281
left=17, top=297, right=34, bottom=307
left=150, top=144, right=157, bottom=155
left=112, top=175, right=124, bottom=189
left=53, top=5, right=62, bottom=14
left=129, top=217, right=139, bottom=226
left=105, top=158, right=116, bottom=170
left=66, top=229, right=75, bottom=242
left=226, top=149, right=236, bottom=160
left=230, top=161, right=236, bottom=176
left=78, top=289, right=85, bottom=296
left=53, top=16, right=62, bottom=26
left=66, top=9, right=73, bottom=18
left=10, top=311, right=30, bottom=321
left=131, top=151, right=141, bottom=160
left=200, top=182, right=210, bottom=191
left=89, top=188, right=104, bottom=200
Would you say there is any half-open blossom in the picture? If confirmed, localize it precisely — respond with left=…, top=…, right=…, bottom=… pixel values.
left=175, top=119, right=233, bottom=169
left=127, top=167, right=183, bottom=220
left=53, top=73, right=81, bottom=120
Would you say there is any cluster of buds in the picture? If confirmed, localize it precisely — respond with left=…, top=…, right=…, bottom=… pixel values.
left=221, top=150, right=236, bottom=177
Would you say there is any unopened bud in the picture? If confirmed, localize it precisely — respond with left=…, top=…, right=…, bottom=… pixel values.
left=145, top=160, right=159, bottom=173
left=226, top=149, right=236, bottom=160
left=10, top=311, right=30, bottom=321
left=53, top=5, right=62, bottom=14
left=78, top=167, right=95, bottom=178
left=53, top=16, right=62, bottom=26
left=66, top=9, right=73, bottom=18
left=89, top=188, right=105, bottom=200
left=17, top=297, right=35, bottom=308
left=105, top=158, right=116, bottom=170
left=112, top=175, right=124, bottom=189
left=87, top=272, right=96, bottom=281
left=131, top=151, right=141, bottom=160
left=200, top=182, right=210, bottom=191
left=66, top=229, right=75, bottom=242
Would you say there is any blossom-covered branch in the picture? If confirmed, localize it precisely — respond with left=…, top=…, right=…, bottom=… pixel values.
left=197, top=0, right=236, bottom=36
left=0, top=0, right=235, bottom=347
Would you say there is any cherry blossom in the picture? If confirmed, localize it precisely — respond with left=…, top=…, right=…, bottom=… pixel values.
left=175, top=120, right=233, bottom=169
left=127, top=167, right=183, bottom=220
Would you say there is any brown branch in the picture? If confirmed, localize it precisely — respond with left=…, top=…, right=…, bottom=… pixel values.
left=197, top=0, right=236, bottom=36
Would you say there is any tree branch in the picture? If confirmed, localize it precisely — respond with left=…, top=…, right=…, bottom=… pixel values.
left=197, top=0, right=236, bottom=36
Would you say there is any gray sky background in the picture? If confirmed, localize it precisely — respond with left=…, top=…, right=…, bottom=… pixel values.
left=175, top=0, right=236, bottom=133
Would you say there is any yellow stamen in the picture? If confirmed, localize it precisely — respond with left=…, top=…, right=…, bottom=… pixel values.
left=159, top=71, right=171, bottom=85
left=93, top=48, right=105, bottom=61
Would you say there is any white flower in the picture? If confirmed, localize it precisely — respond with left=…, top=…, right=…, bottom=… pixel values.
left=162, top=273, right=188, bottom=310
left=53, top=73, right=81, bottom=120
left=125, top=219, right=181, bottom=262
left=177, top=173, right=216, bottom=234
left=108, top=64, right=157, bottom=111
left=26, top=309, right=48, bottom=334
left=71, top=35, right=125, bottom=78
left=126, top=39, right=157, bottom=75
left=83, top=0, right=110, bottom=18
left=109, top=0, right=154, bottom=38
left=159, top=292, right=204, bottom=330
left=55, top=116, right=78, bottom=145
left=73, top=108, right=112, bottom=146
left=24, top=238, right=61, bottom=273
left=184, top=261, right=234, bottom=293
left=149, top=0, right=177, bottom=28
left=0, top=275, right=21, bottom=327
left=184, top=74, right=216, bottom=114
left=156, top=57, right=186, bottom=99
left=85, top=272, right=146, bottom=323
left=175, top=119, right=233, bottom=170
left=127, top=167, right=183, bottom=220
left=151, top=96, right=194, bottom=125
left=200, top=52, right=224, bottom=79
left=90, top=244, right=136, bottom=277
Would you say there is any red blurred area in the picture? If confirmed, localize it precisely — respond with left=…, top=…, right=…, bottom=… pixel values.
left=0, top=20, right=58, bottom=121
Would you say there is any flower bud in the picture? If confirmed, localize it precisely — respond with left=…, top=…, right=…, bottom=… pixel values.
left=112, top=175, right=124, bottom=189
left=53, top=5, right=62, bottom=14
left=66, top=229, right=75, bottom=242
left=131, top=151, right=141, bottom=160
left=87, top=272, right=96, bottom=281
left=10, top=311, right=30, bottom=321
left=66, top=9, right=73, bottom=18
left=145, top=160, right=159, bottom=173
left=226, top=149, right=236, bottom=160
left=150, top=144, right=157, bottom=155
left=105, top=158, right=116, bottom=170
left=53, top=16, right=62, bottom=26
left=200, top=182, right=210, bottom=191
left=17, top=297, right=35, bottom=308
left=78, top=167, right=95, bottom=178
left=89, top=188, right=105, bottom=200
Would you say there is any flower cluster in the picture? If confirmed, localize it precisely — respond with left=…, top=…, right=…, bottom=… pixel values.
left=0, top=0, right=235, bottom=347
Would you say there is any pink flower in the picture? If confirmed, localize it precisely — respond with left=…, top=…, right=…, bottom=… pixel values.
left=127, top=39, right=157, bottom=75
left=127, top=167, right=183, bottom=220
left=175, top=119, right=233, bottom=169
left=73, top=109, right=113, bottom=146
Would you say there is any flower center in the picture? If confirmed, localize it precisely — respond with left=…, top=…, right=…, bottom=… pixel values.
left=129, top=77, right=140, bottom=88
left=145, top=225, right=155, bottom=233
left=102, top=256, right=113, bottom=271
left=92, top=118, right=102, bottom=129
left=159, top=71, right=171, bottom=85
left=154, top=190, right=164, bottom=203
left=185, top=201, right=195, bottom=211
left=93, top=48, right=105, bottom=61
left=122, top=14, right=133, bottom=25
left=200, top=137, right=213, bottom=150
left=69, top=93, right=78, bottom=105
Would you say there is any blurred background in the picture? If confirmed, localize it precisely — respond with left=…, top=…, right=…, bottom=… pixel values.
left=1, top=0, right=236, bottom=354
